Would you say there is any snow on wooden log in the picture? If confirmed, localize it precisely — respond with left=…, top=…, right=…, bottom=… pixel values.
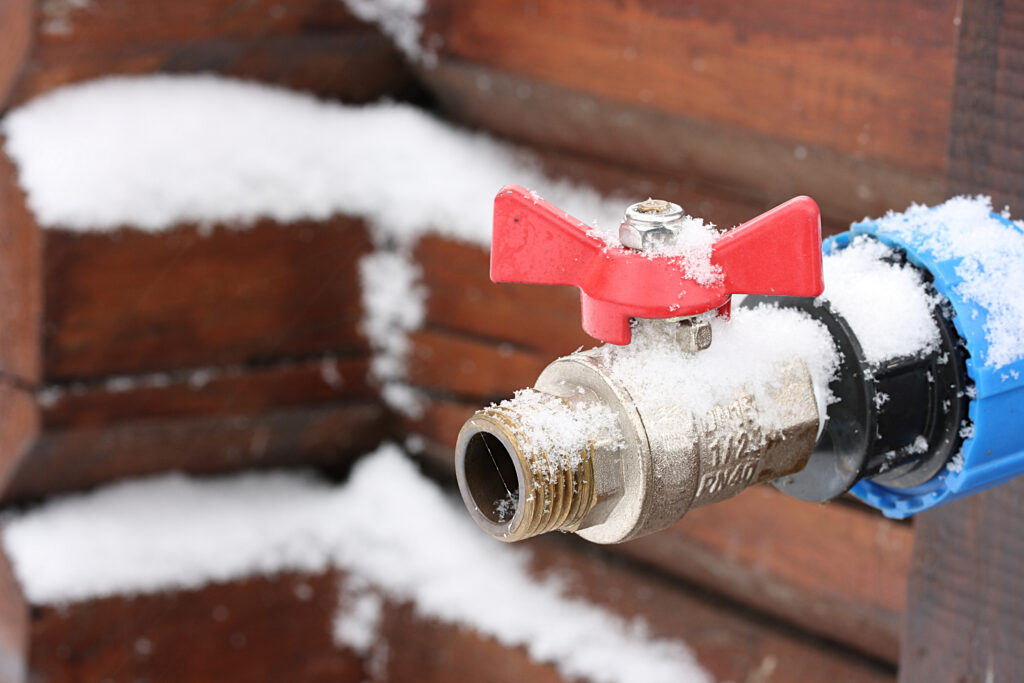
left=0, top=449, right=891, bottom=682
left=20, top=558, right=894, bottom=683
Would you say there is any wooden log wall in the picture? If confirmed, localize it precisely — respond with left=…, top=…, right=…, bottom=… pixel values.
left=416, top=0, right=961, bottom=228
left=0, top=152, right=908, bottom=682
left=0, top=0, right=419, bottom=111
left=0, top=0, right=424, bottom=500
left=0, top=154, right=390, bottom=500
left=21, top=534, right=894, bottom=683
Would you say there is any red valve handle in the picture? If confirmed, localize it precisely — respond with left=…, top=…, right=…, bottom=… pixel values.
left=491, top=185, right=823, bottom=345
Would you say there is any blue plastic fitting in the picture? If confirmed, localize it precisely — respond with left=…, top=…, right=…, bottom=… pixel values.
left=823, top=211, right=1024, bottom=518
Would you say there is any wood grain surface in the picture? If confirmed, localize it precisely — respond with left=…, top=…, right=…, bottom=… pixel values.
left=1, top=0, right=417, bottom=109
left=43, top=219, right=371, bottom=381
left=0, top=149, right=40, bottom=386
left=417, top=0, right=959, bottom=225
left=2, top=400, right=387, bottom=503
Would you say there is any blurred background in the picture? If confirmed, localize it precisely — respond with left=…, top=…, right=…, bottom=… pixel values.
left=0, top=1, right=1016, bottom=681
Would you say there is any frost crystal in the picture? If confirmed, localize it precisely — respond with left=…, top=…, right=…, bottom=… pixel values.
left=492, top=389, right=623, bottom=481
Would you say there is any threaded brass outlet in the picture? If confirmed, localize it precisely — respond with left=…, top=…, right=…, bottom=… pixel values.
left=455, top=406, right=597, bottom=542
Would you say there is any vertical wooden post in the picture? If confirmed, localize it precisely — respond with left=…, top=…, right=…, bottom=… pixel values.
left=0, top=148, right=40, bottom=494
left=901, top=1, right=1024, bottom=680
left=900, top=482, right=1024, bottom=680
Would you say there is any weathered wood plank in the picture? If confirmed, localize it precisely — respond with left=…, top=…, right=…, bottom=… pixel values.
left=43, top=219, right=371, bottom=381
left=40, top=355, right=374, bottom=429
left=0, top=0, right=31, bottom=115
left=532, top=144, right=813, bottom=234
left=529, top=536, right=894, bottom=683
left=28, top=571, right=366, bottom=683
left=0, top=149, right=40, bottom=385
left=402, top=397, right=477, bottom=452
left=407, top=328, right=548, bottom=401
left=2, top=0, right=417, bottom=109
left=415, top=235, right=593, bottom=357
left=424, top=0, right=957, bottom=171
left=946, top=0, right=1024, bottom=216
left=0, top=531, right=27, bottom=683
left=423, top=62, right=947, bottom=230
left=618, top=485, right=910, bottom=664
left=900, top=479, right=1024, bottom=681
left=2, top=401, right=387, bottom=502
left=0, top=381, right=39, bottom=503
left=419, top=0, right=957, bottom=225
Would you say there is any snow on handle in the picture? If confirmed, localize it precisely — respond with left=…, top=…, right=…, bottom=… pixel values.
left=1, top=445, right=711, bottom=683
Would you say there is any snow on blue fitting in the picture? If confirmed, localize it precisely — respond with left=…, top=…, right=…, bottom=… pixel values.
left=823, top=211, right=1024, bottom=518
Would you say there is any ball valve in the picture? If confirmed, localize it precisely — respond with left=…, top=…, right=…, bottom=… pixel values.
left=454, top=187, right=1024, bottom=544
left=456, top=186, right=827, bottom=543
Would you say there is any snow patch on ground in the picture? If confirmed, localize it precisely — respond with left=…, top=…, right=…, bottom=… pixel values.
left=1, top=75, right=625, bottom=244
left=870, top=196, right=1024, bottom=370
left=359, top=249, right=426, bottom=416
left=820, top=235, right=940, bottom=364
left=2, top=445, right=710, bottom=683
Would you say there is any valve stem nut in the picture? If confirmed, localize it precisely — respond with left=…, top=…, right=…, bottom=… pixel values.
left=619, top=199, right=686, bottom=251
left=677, top=317, right=713, bottom=352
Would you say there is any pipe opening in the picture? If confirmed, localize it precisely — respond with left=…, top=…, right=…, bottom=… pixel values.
left=463, top=431, right=521, bottom=524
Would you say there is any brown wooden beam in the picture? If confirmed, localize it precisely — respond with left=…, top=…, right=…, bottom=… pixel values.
left=0, top=545, right=27, bottom=683
left=0, top=148, right=40, bottom=386
left=900, top=480, right=1024, bottom=681
left=417, top=0, right=959, bottom=226
left=0, top=0, right=417, bottom=111
left=43, top=219, right=371, bottom=381
left=3, top=400, right=387, bottom=503
left=945, top=0, right=1023, bottom=213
